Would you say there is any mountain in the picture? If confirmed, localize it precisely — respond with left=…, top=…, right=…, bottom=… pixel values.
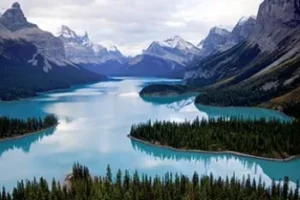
left=58, top=25, right=128, bottom=76
left=184, top=0, right=300, bottom=107
left=197, top=16, right=256, bottom=58
left=198, top=27, right=231, bottom=57
left=122, top=54, right=185, bottom=78
left=0, top=3, right=107, bottom=101
left=0, top=2, right=66, bottom=61
left=123, top=36, right=200, bottom=78
left=144, top=36, right=202, bottom=66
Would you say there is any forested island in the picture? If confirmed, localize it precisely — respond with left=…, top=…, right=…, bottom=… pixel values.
left=0, top=114, right=58, bottom=140
left=139, top=84, right=191, bottom=97
left=129, top=118, right=300, bottom=160
left=0, top=163, right=298, bottom=200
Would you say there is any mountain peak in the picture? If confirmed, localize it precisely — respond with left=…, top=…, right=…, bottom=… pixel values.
left=0, top=2, right=36, bottom=31
left=58, top=25, right=77, bottom=38
left=108, top=45, right=119, bottom=52
left=58, top=25, right=90, bottom=45
left=165, top=35, right=184, bottom=45
left=237, top=16, right=256, bottom=26
left=210, top=27, right=230, bottom=36
left=12, top=2, right=21, bottom=9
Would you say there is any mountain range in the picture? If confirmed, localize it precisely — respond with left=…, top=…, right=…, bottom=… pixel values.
left=145, top=0, right=300, bottom=111
left=2, top=0, right=299, bottom=107
left=184, top=0, right=300, bottom=93
left=0, top=2, right=107, bottom=101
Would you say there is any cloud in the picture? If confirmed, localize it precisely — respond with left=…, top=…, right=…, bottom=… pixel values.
left=0, top=0, right=263, bottom=55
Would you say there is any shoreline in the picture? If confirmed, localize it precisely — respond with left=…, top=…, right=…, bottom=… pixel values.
left=194, top=103, right=294, bottom=121
left=0, top=78, right=111, bottom=103
left=0, top=124, right=58, bottom=142
left=140, top=92, right=199, bottom=98
left=128, top=135, right=300, bottom=162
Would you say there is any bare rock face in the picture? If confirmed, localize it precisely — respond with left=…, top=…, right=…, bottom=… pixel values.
left=0, top=2, right=36, bottom=31
left=230, top=16, right=256, bottom=44
left=200, top=27, right=231, bottom=56
left=58, top=25, right=127, bottom=65
left=0, top=2, right=66, bottom=61
left=250, top=0, right=300, bottom=51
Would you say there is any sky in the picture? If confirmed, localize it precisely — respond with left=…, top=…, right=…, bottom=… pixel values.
left=0, top=0, right=263, bottom=56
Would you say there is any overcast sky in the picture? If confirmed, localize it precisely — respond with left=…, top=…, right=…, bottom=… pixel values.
left=1, top=0, right=263, bottom=56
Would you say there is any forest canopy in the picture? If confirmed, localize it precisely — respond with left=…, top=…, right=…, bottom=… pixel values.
left=0, top=163, right=298, bottom=200
left=130, top=117, right=300, bottom=159
left=0, top=114, right=58, bottom=139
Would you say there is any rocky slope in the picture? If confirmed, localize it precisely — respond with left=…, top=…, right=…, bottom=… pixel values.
left=0, top=3, right=107, bottom=101
left=58, top=25, right=128, bottom=76
left=197, top=16, right=257, bottom=58
left=0, top=2, right=66, bottom=62
left=185, top=0, right=300, bottom=94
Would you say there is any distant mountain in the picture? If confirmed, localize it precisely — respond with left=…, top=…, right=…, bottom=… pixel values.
left=144, top=36, right=202, bottom=66
left=122, top=54, right=185, bottom=78
left=58, top=25, right=128, bottom=76
left=124, top=36, right=201, bottom=78
left=0, top=3, right=107, bottom=101
left=184, top=0, right=300, bottom=107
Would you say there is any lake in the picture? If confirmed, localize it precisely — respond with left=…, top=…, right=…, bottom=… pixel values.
left=0, top=77, right=298, bottom=190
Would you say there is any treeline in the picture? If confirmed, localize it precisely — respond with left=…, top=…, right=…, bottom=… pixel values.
left=0, top=114, right=58, bottom=139
left=130, top=118, right=300, bottom=159
left=0, top=163, right=299, bottom=200
left=195, top=89, right=275, bottom=107
left=194, top=89, right=300, bottom=119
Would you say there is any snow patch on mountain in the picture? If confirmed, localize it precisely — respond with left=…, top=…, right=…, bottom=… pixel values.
left=144, top=36, right=201, bottom=66
left=58, top=25, right=127, bottom=65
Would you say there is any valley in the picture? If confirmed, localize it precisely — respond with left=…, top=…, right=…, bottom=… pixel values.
left=0, top=0, right=300, bottom=199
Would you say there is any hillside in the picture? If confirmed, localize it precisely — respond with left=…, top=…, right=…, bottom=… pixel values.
left=0, top=3, right=107, bottom=101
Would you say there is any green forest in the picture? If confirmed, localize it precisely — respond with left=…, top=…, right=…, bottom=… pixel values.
left=194, top=89, right=300, bottom=119
left=0, top=114, right=58, bottom=139
left=130, top=118, right=300, bottom=159
left=0, top=163, right=298, bottom=200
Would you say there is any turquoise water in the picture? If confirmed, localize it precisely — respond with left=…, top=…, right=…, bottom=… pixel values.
left=0, top=77, right=298, bottom=190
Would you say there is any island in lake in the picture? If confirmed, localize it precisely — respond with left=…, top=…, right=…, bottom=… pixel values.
left=129, top=117, right=300, bottom=160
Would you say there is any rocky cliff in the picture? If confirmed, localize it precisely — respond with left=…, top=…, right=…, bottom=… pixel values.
left=0, top=3, right=66, bottom=61
left=185, top=0, right=300, bottom=91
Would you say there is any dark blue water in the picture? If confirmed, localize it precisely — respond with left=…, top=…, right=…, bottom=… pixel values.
left=0, top=77, right=298, bottom=190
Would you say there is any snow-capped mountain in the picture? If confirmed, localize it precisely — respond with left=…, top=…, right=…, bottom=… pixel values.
left=143, top=36, right=202, bottom=66
left=0, top=2, right=107, bottom=100
left=58, top=25, right=127, bottom=65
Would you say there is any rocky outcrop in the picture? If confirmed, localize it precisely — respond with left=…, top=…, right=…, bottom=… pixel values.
left=250, top=0, right=300, bottom=51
